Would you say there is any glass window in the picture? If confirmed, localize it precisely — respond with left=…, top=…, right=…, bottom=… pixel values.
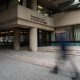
left=73, top=25, right=80, bottom=46
left=55, top=27, right=74, bottom=41
left=38, top=30, right=51, bottom=47
left=20, top=31, right=29, bottom=47
left=74, top=25, right=80, bottom=41
left=37, top=4, right=53, bottom=16
left=0, top=0, right=9, bottom=12
left=0, top=31, right=14, bottom=48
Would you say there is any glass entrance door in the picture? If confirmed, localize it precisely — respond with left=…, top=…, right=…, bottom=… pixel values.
left=38, top=30, right=51, bottom=47
left=20, top=30, right=29, bottom=47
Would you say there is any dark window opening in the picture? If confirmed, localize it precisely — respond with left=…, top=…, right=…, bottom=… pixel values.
left=0, top=0, right=10, bottom=12
left=0, top=31, right=14, bottom=49
left=38, top=30, right=51, bottom=47
left=37, top=3, right=53, bottom=16
left=20, top=30, right=29, bottom=47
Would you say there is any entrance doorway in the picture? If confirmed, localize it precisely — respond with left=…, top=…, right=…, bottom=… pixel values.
left=0, top=29, right=30, bottom=49
left=20, top=30, right=29, bottom=48
left=38, top=30, right=51, bottom=47
left=0, top=31, right=14, bottom=49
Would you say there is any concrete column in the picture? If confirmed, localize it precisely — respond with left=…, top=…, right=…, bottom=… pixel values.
left=31, top=0, right=37, bottom=11
left=22, top=0, right=26, bottom=7
left=30, top=27, right=37, bottom=51
left=14, top=30, right=20, bottom=50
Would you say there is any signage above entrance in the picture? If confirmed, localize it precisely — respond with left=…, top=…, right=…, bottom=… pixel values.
left=31, top=15, right=47, bottom=25
left=18, top=5, right=54, bottom=27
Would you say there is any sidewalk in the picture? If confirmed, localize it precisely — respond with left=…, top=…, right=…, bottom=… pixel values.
left=0, top=50, right=80, bottom=80
left=6, top=50, right=57, bottom=68
left=6, top=50, right=80, bottom=71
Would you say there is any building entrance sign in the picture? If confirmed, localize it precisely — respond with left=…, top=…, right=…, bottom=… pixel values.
left=31, top=15, right=47, bottom=25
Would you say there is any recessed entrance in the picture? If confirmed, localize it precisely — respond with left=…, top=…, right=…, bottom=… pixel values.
left=38, top=29, right=51, bottom=47
left=0, top=28, right=30, bottom=49
left=20, top=29, right=29, bottom=48
left=0, top=31, right=14, bottom=49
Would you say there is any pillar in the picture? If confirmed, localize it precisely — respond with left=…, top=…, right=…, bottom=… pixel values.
left=30, top=27, right=37, bottom=51
left=31, top=0, right=37, bottom=11
left=14, top=30, right=20, bottom=50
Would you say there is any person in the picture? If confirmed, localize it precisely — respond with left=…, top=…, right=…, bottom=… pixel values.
left=50, top=31, right=68, bottom=74
left=50, top=31, right=79, bottom=80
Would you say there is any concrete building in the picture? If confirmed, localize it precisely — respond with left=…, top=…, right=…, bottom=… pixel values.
left=0, top=0, right=80, bottom=51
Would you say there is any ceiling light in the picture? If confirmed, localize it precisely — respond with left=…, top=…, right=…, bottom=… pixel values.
left=38, top=10, right=41, bottom=13
left=18, top=0, right=20, bottom=2
left=38, top=5, right=43, bottom=9
left=44, top=14, right=48, bottom=16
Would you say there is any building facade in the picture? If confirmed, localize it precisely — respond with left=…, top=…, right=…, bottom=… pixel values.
left=0, top=0, right=80, bottom=51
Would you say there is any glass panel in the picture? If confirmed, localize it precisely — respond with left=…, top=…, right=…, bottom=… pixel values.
left=38, top=30, right=51, bottom=47
left=53, top=27, right=75, bottom=46
left=37, top=4, right=53, bottom=16
left=20, top=31, right=29, bottom=47
left=0, top=31, right=14, bottom=48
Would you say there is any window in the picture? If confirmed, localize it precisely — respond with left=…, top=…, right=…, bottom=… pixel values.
left=38, top=30, right=51, bottom=46
left=20, top=31, right=29, bottom=47
left=37, top=4, right=53, bottom=16
left=0, top=31, right=14, bottom=48
left=0, top=0, right=10, bottom=12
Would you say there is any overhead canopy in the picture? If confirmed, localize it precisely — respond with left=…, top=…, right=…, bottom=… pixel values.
left=38, top=0, right=80, bottom=13
left=0, top=0, right=80, bottom=13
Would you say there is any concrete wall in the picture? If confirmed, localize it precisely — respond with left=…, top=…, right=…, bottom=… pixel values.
left=0, top=6, right=17, bottom=23
left=0, top=0, right=18, bottom=24
left=17, top=5, right=54, bottom=28
left=9, top=0, right=18, bottom=8
left=0, top=4, right=54, bottom=31
left=53, top=10, right=80, bottom=27
left=0, top=0, right=17, bottom=12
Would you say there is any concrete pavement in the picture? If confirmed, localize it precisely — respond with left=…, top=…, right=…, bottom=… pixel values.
left=0, top=50, right=80, bottom=80
left=6, top=50, right=80, bottom=70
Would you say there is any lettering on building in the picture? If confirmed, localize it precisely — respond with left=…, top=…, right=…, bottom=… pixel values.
left=31, top=15, right=47, bottom=25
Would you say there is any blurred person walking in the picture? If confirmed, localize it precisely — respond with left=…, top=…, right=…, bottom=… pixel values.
left=50, top=30, right=80, bottom=80
left=51, top=30, right=68, bottom=74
